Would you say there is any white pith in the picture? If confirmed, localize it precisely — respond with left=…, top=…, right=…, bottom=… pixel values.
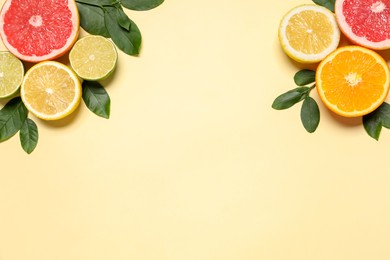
left=371, top=1, right=386, bottom=13
left=345, top=72, right=362, bottom=87
left=28, top=15, right=42, bottom=27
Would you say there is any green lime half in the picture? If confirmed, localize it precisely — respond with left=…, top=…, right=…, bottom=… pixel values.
left=69, top=35, right=118, bottom=81
left=0, top=51, right=24, bottom=99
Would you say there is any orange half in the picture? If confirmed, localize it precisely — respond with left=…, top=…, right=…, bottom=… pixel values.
left=316, top=46, right=390, bottom=117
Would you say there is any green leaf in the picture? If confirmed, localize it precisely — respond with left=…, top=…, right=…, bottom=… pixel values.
left=82, top=81, right=111, bottom=119
left=300, top=96, right=320, bottom=133
left=114, top=5, right=132, bottom=31
left=0, top=97, right=28, bottom=142
left=294, top=69, right=316, bottom=86
left=77, top=3, right=110, bottom=37
left=362, top=102, right=390, bottom=140
left=104, top=6, right=142, bottom=55
left=19, top=118, right=38, bottom=154
left=312, top=0, right=335, bottom=12
left=121, top=0, right=164, bottom=11
left=363, top=114, right=381, bottom=140
left=375, top=102, right=390, bottom=128
left=272, top=87, right=310, bottom=110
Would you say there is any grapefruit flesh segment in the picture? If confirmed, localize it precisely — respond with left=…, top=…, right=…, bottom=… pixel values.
left=0, top=0, right=79, bottom=62
left=336, top=0, right=390, bottom=49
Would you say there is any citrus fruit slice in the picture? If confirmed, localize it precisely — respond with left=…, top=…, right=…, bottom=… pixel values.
left=20, top=61, right=82, bottom=120
left=0, top=51, right=24, bottom=99
left=316, top=46, right=390, bottom=117
left=278, top=4, right=340, bottom=63
left=335, top=0, right=390, bottom=50
left=69, top=35, right=118, bottom=81
left=0, top=0, right=79, bottom=62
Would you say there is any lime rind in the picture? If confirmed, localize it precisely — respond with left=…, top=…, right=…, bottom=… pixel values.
left=0, top=51, right=24, bottom=99
left=69, top=35, right=118, bottom=81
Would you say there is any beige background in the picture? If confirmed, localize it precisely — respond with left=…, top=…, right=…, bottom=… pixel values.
left=1, top=0, right=390, bottom=259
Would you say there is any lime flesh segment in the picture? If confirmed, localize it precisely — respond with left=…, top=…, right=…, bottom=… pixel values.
left=0, top=51, right=24, bottom=99
left=69, top=35, right=118, bottom=81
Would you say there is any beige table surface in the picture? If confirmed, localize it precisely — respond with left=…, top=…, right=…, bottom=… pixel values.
left=1, top=0, right=390, bottom=259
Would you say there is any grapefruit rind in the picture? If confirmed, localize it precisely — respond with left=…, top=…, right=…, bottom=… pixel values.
left=0, top=0, right=80, bottom=63
left=20, top=61, right=82, bottom=120
left=278, top=4, right=341, bottom=63
left=316, top=46, right=390, bottom=117
left=335, top=0, right=390, bottom=50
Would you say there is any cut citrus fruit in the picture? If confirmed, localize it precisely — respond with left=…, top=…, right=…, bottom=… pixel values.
left=335, top=0, right=390, bottom=50
left=0, top=51, right=24, bottom=99
left=278, top=4, right=340, bottom=63
left=69, top=35, right=118, bottom=81
left=20, top=61, right=82, bottom=120
left=0, top=0, right=79, bottom=62
left=316, top=45, right=390, bottom=117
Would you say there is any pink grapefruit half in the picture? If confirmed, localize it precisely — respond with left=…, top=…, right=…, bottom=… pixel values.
left=0, top=0, right=79, bottom=62
left=335, top=0, right=390, bottom=50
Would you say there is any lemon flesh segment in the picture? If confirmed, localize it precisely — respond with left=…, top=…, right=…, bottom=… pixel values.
left=0, top=51, right=24, bottom=99
left=279, top=4, right=340, bottom=63
left=21, top=61, right=82, bottom=120
left=69, top=35, right=118, bottom=81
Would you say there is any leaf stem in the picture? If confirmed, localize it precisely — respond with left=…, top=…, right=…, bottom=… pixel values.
left=103, top=1, right=120, bottom=8
left=76, top=0, right=102, bottom=9
left=75, top=0, right=120, bottom=8
left=303, top=84, right=315, bottom=97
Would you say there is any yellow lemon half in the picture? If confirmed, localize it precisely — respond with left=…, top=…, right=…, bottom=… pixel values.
left=278, top=4, right=340, bottom=63
left=21, top=61, right=82, bottom=120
